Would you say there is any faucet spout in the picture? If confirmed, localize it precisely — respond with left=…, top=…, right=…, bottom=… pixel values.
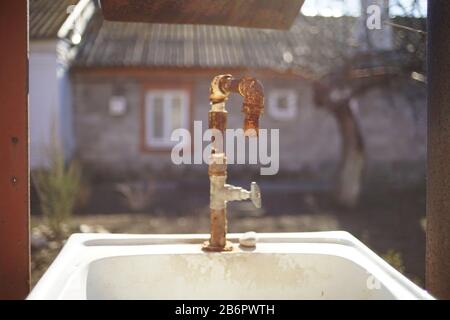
left=203, top=75, right=264, bottom=252
left=210, top=75, right=264, bottom=136
left=234, top=77, right=265, bottom=136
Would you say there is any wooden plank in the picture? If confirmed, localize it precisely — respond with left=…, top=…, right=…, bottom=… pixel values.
left=99, top=0, right=304, bottom=30
left=0, top=0, right=30, bottom=299
left=426, top=0, right=450, bottom=300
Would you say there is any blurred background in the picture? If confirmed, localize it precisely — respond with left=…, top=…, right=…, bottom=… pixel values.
left=29, top=0, right=427, bottom=287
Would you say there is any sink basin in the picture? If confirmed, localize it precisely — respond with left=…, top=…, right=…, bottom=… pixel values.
left=28, top=232, right=433, bottom=300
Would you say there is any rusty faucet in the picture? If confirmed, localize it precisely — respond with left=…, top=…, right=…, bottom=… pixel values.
left=203, top=74, right=264, bottom=252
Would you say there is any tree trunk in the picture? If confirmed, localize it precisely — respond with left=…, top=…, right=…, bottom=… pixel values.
left=333, top=100, right=365, bottom=207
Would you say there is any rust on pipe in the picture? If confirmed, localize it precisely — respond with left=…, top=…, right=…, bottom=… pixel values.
left=0, top=0, right=30, bottom=299
left=203, top=75, right=264, bottom=252
left=237, top=77, right=265, bottom=136
left=99, top=0, right=305, bottom=30
left=219, top=76, right=265, bottom=136
left=204, top=156, right=231, bottom=252
left=204, top=208, right=231, bottom=251
left=208, top=111, right=227, bottom=136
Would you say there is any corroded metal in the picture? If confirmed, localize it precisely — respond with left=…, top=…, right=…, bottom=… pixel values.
left=210, top=74, right=231, bottom=104
left=203, top=75, right=264, bottom=252
left=238, top=77, right=265, bottom=136
left=208, top=153, right=227, bottom=177
left=203, top=209, right=233, bottom=252
left=219, top=75, right=265, bottom=136
left=99, top=0, right=304, bottom=30
left=208, top=111, right=227, bottom=135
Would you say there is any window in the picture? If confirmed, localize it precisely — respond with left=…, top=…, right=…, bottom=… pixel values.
left=268, top=89, right=297, bottom=120
left=144, top=89, right=189, bottom=149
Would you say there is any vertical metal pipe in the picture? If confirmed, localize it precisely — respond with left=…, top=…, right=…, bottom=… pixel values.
left=209, top=208, right=227, bottom=248
left=207, top=108, right=229, bottom=250
left=205, top=75, right=264, bottom=251
left=0, top=0, right=30, bottom=299
left=427, top=0, right=450, bottom=299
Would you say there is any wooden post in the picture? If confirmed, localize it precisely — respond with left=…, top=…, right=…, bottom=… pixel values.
left=0, top=0, right=30, bottom=299
left=427, top=0, right=450, bottom=299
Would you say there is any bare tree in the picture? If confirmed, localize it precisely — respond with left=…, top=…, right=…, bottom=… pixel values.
left=295, top=0, right=426, bottom=207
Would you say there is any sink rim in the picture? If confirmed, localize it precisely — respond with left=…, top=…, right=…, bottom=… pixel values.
left=28, top=231, right=434, bottom=300
left=82, top=231, right=358, bottom=246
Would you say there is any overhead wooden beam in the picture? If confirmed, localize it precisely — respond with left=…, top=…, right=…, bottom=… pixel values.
left=427, top=0, right=450, bottom=299
left=99, top=0, right=304, bottom=30
left=0, top=0, right=30, bottom=299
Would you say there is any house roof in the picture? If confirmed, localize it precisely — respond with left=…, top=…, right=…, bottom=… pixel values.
left=30, top=0, right=79, bottom=40
left=73, top=13, right=355, bottom=75
left=73, top=10, right=425, bottom=76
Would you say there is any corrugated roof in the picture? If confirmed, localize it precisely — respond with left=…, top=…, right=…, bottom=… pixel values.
left=73, top=13, right=358, bottom=75
left=30, top=0, right=79, bottom=40
left=73, top=11, right=425, bottom=76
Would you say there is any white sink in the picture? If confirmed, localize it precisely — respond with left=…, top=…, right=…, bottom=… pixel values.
left=28, top=232, right=433, bottom=300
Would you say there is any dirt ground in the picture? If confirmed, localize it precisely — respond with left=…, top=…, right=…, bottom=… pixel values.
left=31, top=184, right=426, bottom=288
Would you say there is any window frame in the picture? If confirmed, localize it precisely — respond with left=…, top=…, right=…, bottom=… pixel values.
left=141, top=83, right=192, bottom=152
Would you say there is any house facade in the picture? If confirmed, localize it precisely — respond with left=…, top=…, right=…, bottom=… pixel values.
left=69, top=10, right=426, bottom=187
left=29, top=0, right=94, bottom=168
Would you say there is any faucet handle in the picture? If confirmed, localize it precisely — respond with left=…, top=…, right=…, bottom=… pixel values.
left=250, top=182, right=262, bottom=208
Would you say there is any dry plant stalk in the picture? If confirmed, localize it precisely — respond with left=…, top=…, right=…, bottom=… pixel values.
left=32, top=135, right=81, bottom=238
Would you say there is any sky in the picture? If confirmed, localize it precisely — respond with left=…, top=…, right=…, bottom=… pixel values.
left=301, top=0, right=427, bottom=17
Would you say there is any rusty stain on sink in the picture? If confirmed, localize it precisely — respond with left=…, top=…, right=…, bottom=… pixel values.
left=168, top=253, right=310, bottom=290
